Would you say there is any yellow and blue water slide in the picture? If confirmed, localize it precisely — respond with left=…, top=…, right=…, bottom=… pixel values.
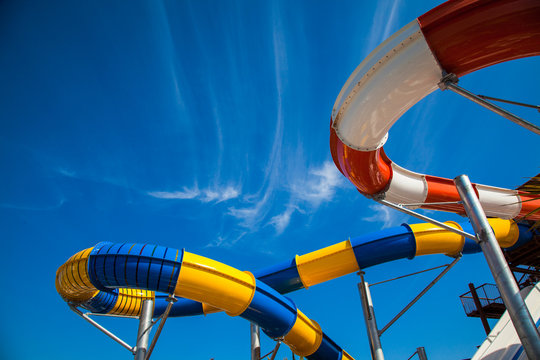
left=56, top=219, right=533, bottom=359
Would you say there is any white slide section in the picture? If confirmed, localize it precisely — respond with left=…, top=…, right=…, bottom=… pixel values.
left=331, top=20, right=442, bottom=151
left=472, top=283, right=540, bottom=360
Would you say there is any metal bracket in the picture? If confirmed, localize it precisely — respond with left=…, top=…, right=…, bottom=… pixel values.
left=437, top=72, right=459, bottom=90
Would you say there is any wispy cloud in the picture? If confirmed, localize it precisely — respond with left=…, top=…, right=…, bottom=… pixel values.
left=400, top=97, right=437, bottom=172
left=266, top=161, right=345, bottom=234
left=147, top=187, right=200, bottom=200
left=228, top=190, right=272, bottom=229
left=269, top=205, right=297, bottom=235
left=205, top=231, right=247, bottom=249
left=57, top=167, right=76, bottom=178
left=227, top=1, right=403, bottom=237
left=201, top=186, right=239, bottom=202
left=229, top=160, right=342, bottom=237
left=366, top=0, right=402, bottom=53
left=292, top=161, right=343, bottom=207
left=0, top=198, right=66, bottom=211
left=224, top=7, right=288, bottom=236
left=362, top=204, right=407, bottom=229
left=147, top=185, right=239, bottom=203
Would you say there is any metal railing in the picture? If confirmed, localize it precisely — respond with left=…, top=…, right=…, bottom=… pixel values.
left=459, top=283, right=503, bottom=316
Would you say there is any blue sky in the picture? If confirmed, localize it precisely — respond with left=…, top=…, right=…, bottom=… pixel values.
left=1, top=0, right=538, bottom=359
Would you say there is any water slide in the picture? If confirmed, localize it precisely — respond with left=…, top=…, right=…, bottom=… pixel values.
left=56, top=218, right=534, bottom=359
left=57, top=1, right=540, bottom=358
left=330, top=0, right=540, bottom=220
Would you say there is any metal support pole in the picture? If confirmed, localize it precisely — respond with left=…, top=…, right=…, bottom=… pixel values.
left=439, top=74, right=540, bottom=136
left=377, top=200, right=476, bottom=240
left=134, top=299, right=154, bottom=360
left=468, top=283, right=491, bottom=335
left=477, top=94, right=540, bottom=112
left=370, top=264, right=452, bottom=287
left=269, top=341, right=281, bottom=360
left=416, top=347, right=428, bottom=360
left=455, top=175, right=540, bottom=359
left=358, top=272, right=384, bottom=360
left=69, top=304, right=135, bottom=354
left=251, top=323, right=261, bottom=360
left=146, top=296, right=176, bottom=360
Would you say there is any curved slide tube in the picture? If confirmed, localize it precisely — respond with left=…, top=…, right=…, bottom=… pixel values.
left=330, top=0, right=540, bottom=220
left=56, top=219, right=534, bottom=359
left=57, top=244, right=354, bottom=359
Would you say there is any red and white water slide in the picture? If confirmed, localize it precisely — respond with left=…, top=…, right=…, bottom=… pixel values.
left=330, top=0, right=540, bottom=220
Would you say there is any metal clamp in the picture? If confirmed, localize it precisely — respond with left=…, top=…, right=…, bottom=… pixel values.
left=437, top=72, right=459, bottom=90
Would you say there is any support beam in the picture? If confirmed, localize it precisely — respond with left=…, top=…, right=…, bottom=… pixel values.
left=134, top=300, right=154, bottom=360
left=251, top=323, right=261, bottom=360
left=455, top=175, right=540, bottom=359
left=477, top=94, right=540, bottom=112
left=358, top=272, right=384, bottom=360
left=268, top=341, right=281, bottom=360
left=146, top=296, right=176, bottom=360
left=378, top=256, right=461, bottom=336
left=377, top=199, right=476, bottom=240
left=439, top=74, right=540, bottom=136
left=69, top=304, right=135, bottom=354
left=416, top=347, right=428, bottom=360
left=511, top=267, right=540, bottom=277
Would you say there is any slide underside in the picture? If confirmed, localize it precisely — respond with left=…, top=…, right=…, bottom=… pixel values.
left=56, top=218, right=534, bottom=359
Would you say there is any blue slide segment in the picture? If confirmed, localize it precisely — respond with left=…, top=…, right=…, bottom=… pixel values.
left=507, top=223, right=535, bottom=251
left=88, top=242, right=183, bottom=294
left=84, top=289, right=118, bottom=314
left=253, top=258, right=304, bottom=293
left=350, top=224, right=416, bottom=269
left=241, top=281, right=298, bottom=338
left=310, top=333, right=344, bottom=360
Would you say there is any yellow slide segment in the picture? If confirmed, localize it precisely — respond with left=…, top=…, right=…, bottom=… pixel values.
left=411, top=221, right=465, bottom=256
left=410, top=218, right=519, bottom=256
left=109, top=289, right=155, bottom=316
left=296, top=240, right=359, bottom=288
left=175, top=252, right=256, bottom=317
left=284, top=309, right=323, bottom=356
left=56, top=248, right=97, bottom=303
